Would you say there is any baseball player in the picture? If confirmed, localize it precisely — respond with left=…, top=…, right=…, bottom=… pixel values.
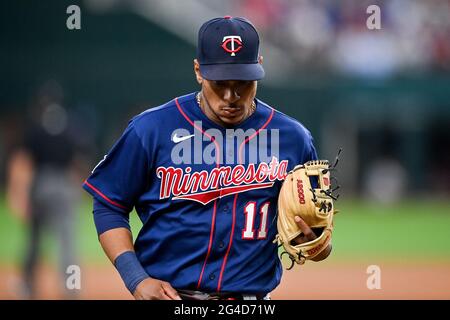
left=83, top=16, right=331, bottom=300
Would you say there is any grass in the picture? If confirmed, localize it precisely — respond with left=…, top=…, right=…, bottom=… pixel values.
left=0, top=194, right=143, bottom=265
left=1, top=195, right=450, bottom=266
left=331, top=200, right=450, bottom=261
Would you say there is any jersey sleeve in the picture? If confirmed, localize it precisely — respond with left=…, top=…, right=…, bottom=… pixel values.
left=304, top=130, right=318, bottom=162
left=83, top=121, right=150, bottom=213
left=303, top=130, right=321, bottom=189
left=92, top=198, right=130, bottom=235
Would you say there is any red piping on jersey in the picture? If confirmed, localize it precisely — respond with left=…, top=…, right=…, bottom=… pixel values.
left=217, top=106, right=275, bottom=292
left=217, top=193, right=238, bottom=292
left=197, top=200, right=217, bottom=288
left=175, top=98, right=221, bottom=166
left=83, top=180, right=128, bottom=210
left=174, top=97, right=220, bottom=289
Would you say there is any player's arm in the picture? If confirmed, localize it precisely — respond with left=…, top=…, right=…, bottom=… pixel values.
left=85, top=122, right=180, bottom=299
left=94, top=200, right=181, bottom=300
left=98, top=227, right=134, bottom=262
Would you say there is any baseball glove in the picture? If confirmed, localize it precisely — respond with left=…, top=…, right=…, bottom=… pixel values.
left=275, top=149, right=341, bottom=269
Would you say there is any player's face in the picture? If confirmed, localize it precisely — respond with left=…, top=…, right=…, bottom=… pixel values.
left=194, top=60, right=258, bottom=127
left=203, top=79, right=257, bottom=126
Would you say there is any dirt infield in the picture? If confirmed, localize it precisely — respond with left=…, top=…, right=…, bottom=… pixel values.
left=1, top=261, right=449, bottom=300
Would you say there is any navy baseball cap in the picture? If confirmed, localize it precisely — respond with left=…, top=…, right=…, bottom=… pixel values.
left=197, top=16, right=265, bottom=81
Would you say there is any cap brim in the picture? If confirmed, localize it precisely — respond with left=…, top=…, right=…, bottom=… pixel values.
left=200, top=63, right=265, bottom=81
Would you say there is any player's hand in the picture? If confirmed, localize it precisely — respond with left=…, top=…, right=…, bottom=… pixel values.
left=133, top=277, right=182, bottom=300
left=292, top=215, right=317, bottom=245
left=293, top=215, right=332, bottom=261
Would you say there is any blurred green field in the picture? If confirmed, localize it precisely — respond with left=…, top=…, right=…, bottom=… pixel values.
left=1, top=194, right=450, bottom=266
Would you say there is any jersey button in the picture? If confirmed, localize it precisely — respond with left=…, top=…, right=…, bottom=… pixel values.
left=209, top=273, right=216, bottom=280
left=219, top=241, right=225, bottom=249
left=223, top=205, right=229, bottom=212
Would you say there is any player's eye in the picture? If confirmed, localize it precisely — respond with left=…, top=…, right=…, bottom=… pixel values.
left=212, top=80, right=252, bottom=92
left=236, top=80, right=253, bottom=89
left=214, top=81, right=226, bottom=87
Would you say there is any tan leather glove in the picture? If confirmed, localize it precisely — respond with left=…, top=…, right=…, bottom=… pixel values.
left=275, top=155, right=340, bottom=268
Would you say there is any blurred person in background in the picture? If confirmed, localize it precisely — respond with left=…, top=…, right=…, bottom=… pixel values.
left=364, top=156, right=408, bottom=204
left=362, top=127, right=408, bottom=204
left=6, top=80, right=84, bottom=299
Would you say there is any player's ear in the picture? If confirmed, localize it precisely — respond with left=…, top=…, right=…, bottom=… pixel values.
left=193, top=59, right=203, bottom=85
left=258, top=55, right=263, bottom=65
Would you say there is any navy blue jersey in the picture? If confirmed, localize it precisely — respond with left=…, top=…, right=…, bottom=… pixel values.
left=83, top=92, right=317, bottom=294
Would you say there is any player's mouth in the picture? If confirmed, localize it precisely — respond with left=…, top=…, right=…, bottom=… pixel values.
left=221, top=106, right=243, bottom=118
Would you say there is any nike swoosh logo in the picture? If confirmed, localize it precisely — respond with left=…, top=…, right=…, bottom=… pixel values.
left=172, top=133, right=195, bottom=143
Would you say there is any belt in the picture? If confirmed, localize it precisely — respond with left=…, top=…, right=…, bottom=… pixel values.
left=177, top=289, right=270, bottom=301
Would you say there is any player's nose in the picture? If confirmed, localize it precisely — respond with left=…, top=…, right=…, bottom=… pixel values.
left=222, top=88, right=240, bottom=104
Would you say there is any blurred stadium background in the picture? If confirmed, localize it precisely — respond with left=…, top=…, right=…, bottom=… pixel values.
left=1, top=0, right=449, bottom=299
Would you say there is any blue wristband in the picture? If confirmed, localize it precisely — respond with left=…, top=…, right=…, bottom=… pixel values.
left=114, top=251, right=149, bottom=294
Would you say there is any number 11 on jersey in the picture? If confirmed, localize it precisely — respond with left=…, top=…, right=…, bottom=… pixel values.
left=242, top=202, right=270, bottom=240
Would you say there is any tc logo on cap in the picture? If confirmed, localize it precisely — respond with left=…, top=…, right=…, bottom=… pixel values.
left=197, top=16, right=264, bottom=80
left=221, top=35, right=242, bottom=56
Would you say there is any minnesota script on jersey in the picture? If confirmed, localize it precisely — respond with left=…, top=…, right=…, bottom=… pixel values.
left=83, top=92, right=317, bottom=294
